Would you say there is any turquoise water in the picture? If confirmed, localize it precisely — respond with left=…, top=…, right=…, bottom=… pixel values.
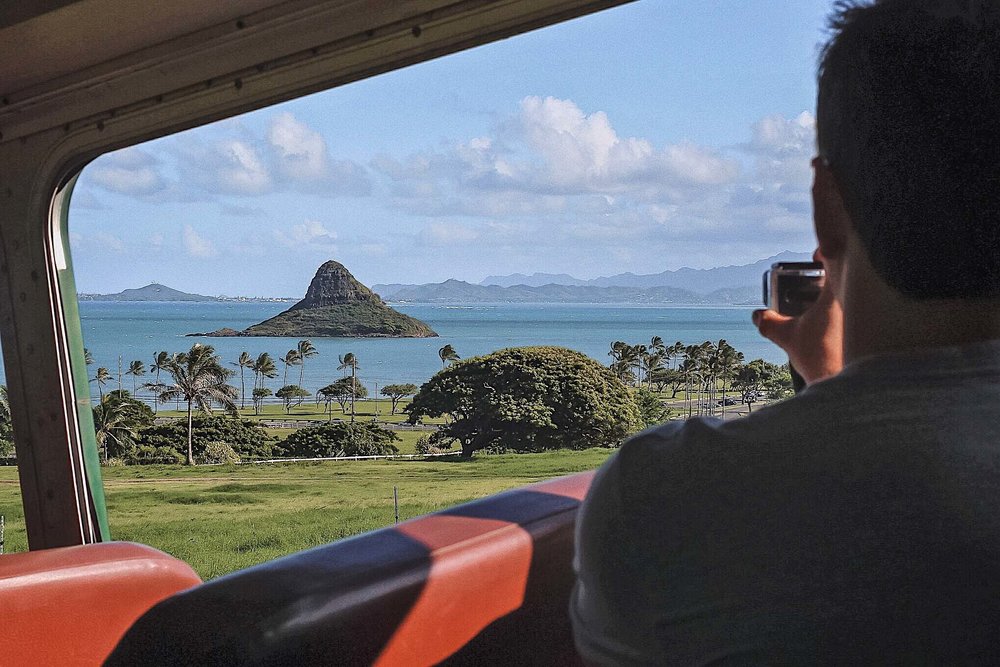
left=36, top=302, right=783, bottom=399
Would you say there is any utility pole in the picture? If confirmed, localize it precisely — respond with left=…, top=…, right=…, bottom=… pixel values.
left=118, top=355, right=123, bottom=393
left=373, top=381, right=378, bottom=422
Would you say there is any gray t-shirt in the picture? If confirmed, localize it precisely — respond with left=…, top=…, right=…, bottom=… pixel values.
left=571, top=340, right=1000, bottom=665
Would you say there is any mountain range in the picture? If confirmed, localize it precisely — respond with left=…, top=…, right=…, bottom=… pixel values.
left=373, top=251, right=811, bottom=304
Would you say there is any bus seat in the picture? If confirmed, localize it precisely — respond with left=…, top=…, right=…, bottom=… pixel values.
left=0, top=542, right=201, bottom=665
left=106, top=471, right=596, bottom=666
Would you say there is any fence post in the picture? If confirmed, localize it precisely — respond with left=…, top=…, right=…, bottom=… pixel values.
left=393, top=486, right=399, bottom=524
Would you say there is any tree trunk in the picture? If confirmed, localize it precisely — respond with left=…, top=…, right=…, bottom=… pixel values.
left=186, top=399, right=195, bottom=465
left=350, top=365, right=356, bottom=423
left=240, top=367, right=246, bottom=410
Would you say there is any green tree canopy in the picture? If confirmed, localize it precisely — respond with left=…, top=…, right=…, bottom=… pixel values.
left=279, top=422, right=399, bottom=459
left=380, top=383, right=419, bottom=414
left=633, top=388, right=672, bottom=428
left=406, top=346, right=641, bottom=457
left=275, top=384, right=310, bottom=413
left=251, top=386, right=273, bottom=415
left=320, top=377, right=367, bottom=412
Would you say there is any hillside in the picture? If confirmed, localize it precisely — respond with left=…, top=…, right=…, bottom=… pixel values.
left=192, top=261, right=436, bottom=338
left=79, top=283, right=217, bottom=302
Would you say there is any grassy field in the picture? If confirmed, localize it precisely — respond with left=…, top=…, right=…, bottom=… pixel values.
left=0, top=449, right=613, bottom=579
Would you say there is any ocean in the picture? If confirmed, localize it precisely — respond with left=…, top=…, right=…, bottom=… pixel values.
left=8, top=302, right=786, bottom=399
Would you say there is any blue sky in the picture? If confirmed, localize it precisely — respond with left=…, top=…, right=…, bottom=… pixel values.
left=70, top=0, right=832, bottom=296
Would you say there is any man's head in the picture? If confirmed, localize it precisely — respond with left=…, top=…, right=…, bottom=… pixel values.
left=816, top=0, right=1000, bottom=299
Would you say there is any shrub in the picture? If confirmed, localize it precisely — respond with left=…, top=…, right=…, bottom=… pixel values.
left=633, top=388, right=672, bottom=429
left=279, top=422, right=400, bottom=459
left=137, top=416, right=275, bottom=462
left=126, top=445, right=186, bottom=465
left=202, top=441, right=241, bottom=465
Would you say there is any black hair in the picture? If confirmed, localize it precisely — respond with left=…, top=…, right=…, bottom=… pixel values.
left=817, top=0, right=1000, bottom=297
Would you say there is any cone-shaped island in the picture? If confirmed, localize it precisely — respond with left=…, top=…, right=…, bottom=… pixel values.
left=191, top=261, right=437, bottom=338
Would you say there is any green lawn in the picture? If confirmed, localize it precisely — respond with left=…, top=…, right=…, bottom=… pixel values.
left=0, top=449, right=613, bottom=579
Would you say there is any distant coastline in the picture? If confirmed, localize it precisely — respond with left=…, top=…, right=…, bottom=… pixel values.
left=77, top=283, right=295, bottom=303
left=78, top=251, right=809, bottom=306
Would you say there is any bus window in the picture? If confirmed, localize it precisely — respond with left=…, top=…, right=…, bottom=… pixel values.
left=66, top=0, right=826, bottom=579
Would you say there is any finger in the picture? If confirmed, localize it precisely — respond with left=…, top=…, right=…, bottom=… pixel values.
left=753, top=308, right=796, bottom=347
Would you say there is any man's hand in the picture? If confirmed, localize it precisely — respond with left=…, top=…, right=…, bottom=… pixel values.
left=752, top=254, right=844, bottom=386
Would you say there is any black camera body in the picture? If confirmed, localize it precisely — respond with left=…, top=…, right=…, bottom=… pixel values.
left=762, top=262, right=825, bottom=316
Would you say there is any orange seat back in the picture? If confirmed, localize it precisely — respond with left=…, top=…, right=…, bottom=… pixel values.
left=108, top=472, right=595, bottom=665
left=0, top=542, right=201, bottom=665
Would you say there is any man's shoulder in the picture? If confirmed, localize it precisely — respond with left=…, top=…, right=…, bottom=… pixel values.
left=614, top=389, right=846, bottom=504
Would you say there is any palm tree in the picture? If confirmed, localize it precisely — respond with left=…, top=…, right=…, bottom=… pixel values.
left=126, top=360, right=145, bottom=396
left=669, top=341, right=685, bottom=370
left=338, top=352, right=360, bottom=422
left=608, top=341, right=633, bottom=382
left=84, top=348, right=94, bottom=367
left=92, top=395, right=144, bottom=463
left=146, top=344, right=237, bottom=465
left=438, top=344, right=460, bottom=368
left=296, top=340, right=318, bottom=388
left=650, top=336, right=665, bottom=355
left=252, top=352, right=278, bottom=398
left=716, top=340, right=744, bottom=418
left=91, top=367, right=111, bottom=402
left=632, top=344, right=648, bottom=387
left=643, top=350, right=665, bottom=390
left=233, top=352, right=253, bottom=410
left=150, top=351, right=170, bottom=415
left=281, top=349, right=301, bottom=387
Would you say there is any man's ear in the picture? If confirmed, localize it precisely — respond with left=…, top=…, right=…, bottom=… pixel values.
left=812, top=159, right=850, bottom=260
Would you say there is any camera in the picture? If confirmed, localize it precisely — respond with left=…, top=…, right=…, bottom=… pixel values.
left=762, top=262, right=825, bottom=316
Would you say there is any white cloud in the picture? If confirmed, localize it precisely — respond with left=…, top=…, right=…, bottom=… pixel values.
left=267, top=112, right=371, bottom=196
left=417, top=222, right=481, bottom=246
left=750, top=111, right=815, bottom=155
left=88, top=148, right=165, bottom=195
left=69, top=231, right=126, bottom=254
left=183, top=225, right=218, bottom=258
left=220, top=140, right=272, bottom=194
left=373, top=95, right=742, bottom=221
left=273, top=220, right=339, bottom=250
left=70, top=188, right=103, bottom=210
left=269, top=112, right=329, bottom=181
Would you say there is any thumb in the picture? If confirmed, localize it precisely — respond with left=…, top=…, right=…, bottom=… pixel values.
left=752, top=308, right=796, bottom=349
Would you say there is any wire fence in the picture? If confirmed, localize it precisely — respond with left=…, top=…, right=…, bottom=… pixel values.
left=150, top=416, right=438, bottom=430
left=247, top=451, right=455, bottom=464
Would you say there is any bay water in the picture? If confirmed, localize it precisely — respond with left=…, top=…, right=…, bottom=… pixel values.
left=10, top=302, right=785, bottom=399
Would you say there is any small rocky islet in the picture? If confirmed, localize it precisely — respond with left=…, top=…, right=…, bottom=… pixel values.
left=189, top=261, right=437, bottom=338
